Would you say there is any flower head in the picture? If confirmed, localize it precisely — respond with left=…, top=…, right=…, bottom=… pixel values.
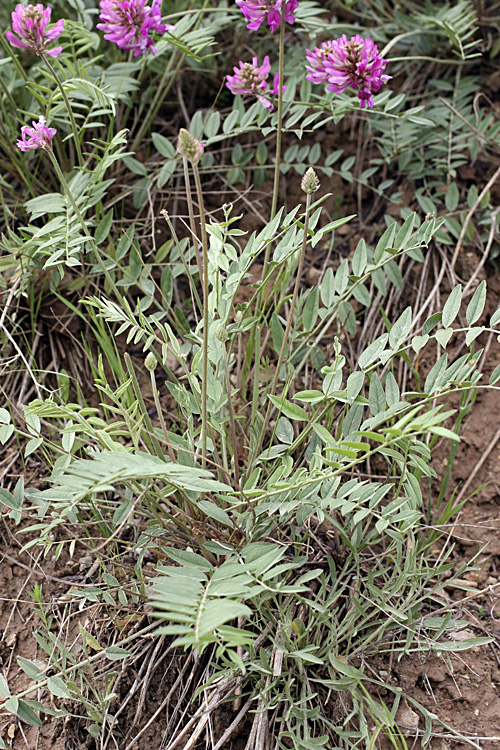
left=306, top=35, right=390, bottom=109
left=226, top=56, right=284, bottom=110
left=97, top=0, right=175, bottom=58
left=235, top=0, right=298, bottom=34
left=17, top=115, right=56, bottom=151
left=6, top=3, right=64, bottom=58
left=301, top=167, right=320, bottom=195
left=176, top=129, right=204, bottom=164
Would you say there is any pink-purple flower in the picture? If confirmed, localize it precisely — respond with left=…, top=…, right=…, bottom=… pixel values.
left=96, top=0, right=175, bottom=58
left=226, top=56, right=284, bottom=110
left=6, top=3, right=64, bottom=58
left=17, top=116, right=57, bottom=151
left=235, top=0, right=298, bottom=34
left=305, top=41, right=336, bottom=85
left=306, top=35, right=390, bottom=109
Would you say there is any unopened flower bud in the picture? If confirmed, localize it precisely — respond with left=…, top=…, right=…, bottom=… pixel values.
left=301, top=167, right=320, bottom=195
left=145, top=352, right=157, bottom=371
left=215, top=324, right=229, bottom=342
left=176, top=128, right=204, bottom=164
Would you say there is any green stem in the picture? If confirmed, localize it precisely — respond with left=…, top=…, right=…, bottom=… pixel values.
left=42, top=54, right=84, bottom=168
left=149, top=368, right=176, bottom=462
left=270, top=7, right=286, bottom=224
left=257, top=1, right=286, bottom=311
left=222, top=343, right=240, bottom=486
left=124, top=353, right=165, bottom=459
left=0, top=34, right=28, bottom=82
left=191, top=161, right=210, bottom=467
left=249, top=192, right=312, bottom=470
left=183, top=156, right=204, bottom=282
left=47, top=150, right=120, bottom=297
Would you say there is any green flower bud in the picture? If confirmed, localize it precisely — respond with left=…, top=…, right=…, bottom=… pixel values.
left=176, top=129, right=204, bottom=164
left=301, top=167, right=320, bottom=195
left=215, top=324, right=229, bottom=342
left=145, top=352, right=157, bottom=371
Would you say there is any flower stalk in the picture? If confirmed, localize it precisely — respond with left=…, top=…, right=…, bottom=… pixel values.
left=249, top=171, right=318, bottom=469
left=270, top=2, right=286, bottom=223
left=42, top=54, right=84, bottom=167
left=177, top=129, right=209, bottom=466
left=192, top=160, right=210, bottom=467
left=47, top=149, right=121, bottom=297
left=255, top=0, right=287, bottom=321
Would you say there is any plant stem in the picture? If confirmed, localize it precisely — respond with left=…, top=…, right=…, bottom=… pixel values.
left=191, top=161, right=210, bottom=467
left=183, top=156, right=204, bottom=282
left=270, top=6, right=286, bottom=224
left=124, top=353, right=165, bottom=459
left=222, top=343, right=240, bottom=486
left=42, top=55, right=84, bottom=168
left=256, top=2, right=286, bottom=310
left=131, top=50, right=180, bottom=152
left=249, top=192, right=312, bottom=470
left=48, top=150, right=121, bottom=297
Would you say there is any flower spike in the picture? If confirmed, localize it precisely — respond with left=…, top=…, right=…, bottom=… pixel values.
left=176, top=129, right=204, bottom=164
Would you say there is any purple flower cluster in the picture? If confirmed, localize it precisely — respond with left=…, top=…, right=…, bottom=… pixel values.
left=6, top=3, right=64, bottom=58
left=226, top=56, right=283, bottom=110
left=17, top=115, right=56, bottom=151
left=306, top=35, right=390, bottom=109
left=235, top=0, right=298, bottom=34
left=96, top=0, right=175, bottom=58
